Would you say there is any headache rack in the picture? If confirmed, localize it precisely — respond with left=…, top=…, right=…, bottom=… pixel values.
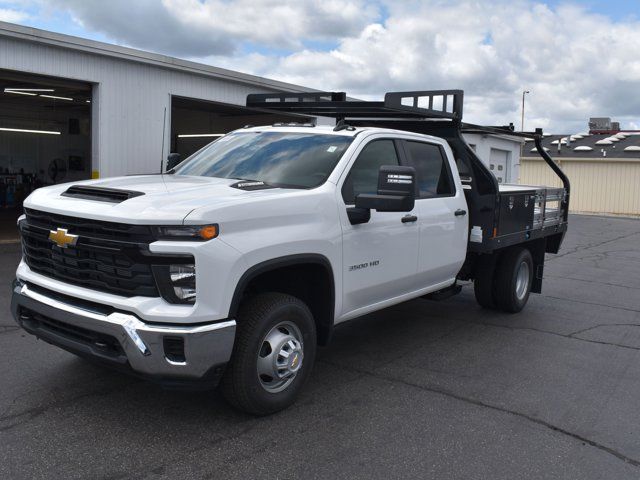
left=248, top=90, right=464, bottom=120
left=248, top=89, right=569, bottom=254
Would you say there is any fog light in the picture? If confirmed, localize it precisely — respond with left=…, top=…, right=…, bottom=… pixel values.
left=151, top=258, right=197, bottom=304
left=170, top=264, right=196, bottom=303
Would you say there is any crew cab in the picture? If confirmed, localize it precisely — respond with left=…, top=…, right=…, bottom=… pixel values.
left=11, top=90, right=569, bottom=414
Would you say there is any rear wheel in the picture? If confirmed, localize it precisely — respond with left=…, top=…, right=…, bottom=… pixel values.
left=222, top=293, right=317, bottom=415
left=493, top=247, right=533, bottom=313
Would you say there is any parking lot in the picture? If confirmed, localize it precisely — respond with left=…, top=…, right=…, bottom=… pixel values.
left=0, top=214, right=639, bottom=479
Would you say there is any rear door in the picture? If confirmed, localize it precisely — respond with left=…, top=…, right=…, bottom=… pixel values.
left=400, top=140, right=468, bottom=289
left=338, top=138, right=420, bottom=319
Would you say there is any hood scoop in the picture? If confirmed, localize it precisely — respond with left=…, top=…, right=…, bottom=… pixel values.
left=61, top=185, right=145, bottom=203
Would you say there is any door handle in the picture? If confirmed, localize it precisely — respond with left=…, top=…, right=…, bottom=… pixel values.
left=454, top=209, right=467, bottom=217
left=402, top=214, right=418, bottom=223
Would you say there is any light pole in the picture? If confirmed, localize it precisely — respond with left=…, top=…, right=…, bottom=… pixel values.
left=521, top=90, right=530, bottom=132
left=519, top=90, right=530, bottom=183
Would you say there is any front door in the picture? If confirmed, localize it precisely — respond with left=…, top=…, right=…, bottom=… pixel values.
left=338, top=138, right=420, bottom=319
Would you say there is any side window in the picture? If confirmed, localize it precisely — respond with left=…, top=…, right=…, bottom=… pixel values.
left=341, top=140, right=399, bottom=204
left=403, top=141, right=455, bottom=198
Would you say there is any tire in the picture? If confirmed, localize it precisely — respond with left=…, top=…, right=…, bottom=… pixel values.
left=222, top=292, right=317, bottom=415
left=473, top=254, right=497, bottom=309
left=493, top=247, right=534, bottom=313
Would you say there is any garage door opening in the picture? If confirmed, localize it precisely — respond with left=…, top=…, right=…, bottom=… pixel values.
left=170, top=96, right=311, bottom=160
left=0, top=70, right=92, bottom=241
left=489, top=148, right=510, bottom=184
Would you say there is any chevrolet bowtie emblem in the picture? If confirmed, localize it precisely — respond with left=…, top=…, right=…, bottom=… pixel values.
left=48, top=228, right=78, bottom=248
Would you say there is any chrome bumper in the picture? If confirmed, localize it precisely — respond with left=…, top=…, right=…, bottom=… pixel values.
left=11, top=280, right=236, bottom=386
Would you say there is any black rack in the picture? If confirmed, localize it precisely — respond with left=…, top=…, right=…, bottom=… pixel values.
left=247, top=89, right=464, bottom=121
left=247, top=90, right=542, bottom=140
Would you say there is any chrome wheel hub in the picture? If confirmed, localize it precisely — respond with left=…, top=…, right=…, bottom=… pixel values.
left=257, top=321, right=304, bottom=393
left=515, top=261, right=530, bottom=300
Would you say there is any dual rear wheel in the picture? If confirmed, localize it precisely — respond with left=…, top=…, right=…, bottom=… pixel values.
left=474, top=247, right=534, bottom=313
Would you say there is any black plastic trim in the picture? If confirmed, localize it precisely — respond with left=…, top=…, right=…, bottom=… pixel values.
left=228, top=254, right=335, bottom=344
left=346, top=207, right=371, bottom=225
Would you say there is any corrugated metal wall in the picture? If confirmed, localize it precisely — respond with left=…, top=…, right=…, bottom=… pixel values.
left=0, top=34, right=300, bottom=178
left=520, top=157, right=640, bottom=216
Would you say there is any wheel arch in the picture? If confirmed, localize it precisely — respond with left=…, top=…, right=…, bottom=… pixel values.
left=229, top=254, right=336, bottom=346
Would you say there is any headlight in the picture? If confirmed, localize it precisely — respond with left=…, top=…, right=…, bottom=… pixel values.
left=152, top=259, right=197, bottom=305
left=155, top=225, right=218, bottom=241
left=170, top=264, right=196, bottom=303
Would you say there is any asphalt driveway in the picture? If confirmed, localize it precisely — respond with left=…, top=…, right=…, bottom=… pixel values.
left=1, top=214, right=639, bottom=479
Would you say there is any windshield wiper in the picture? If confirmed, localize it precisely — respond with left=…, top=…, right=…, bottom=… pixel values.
left=231, top=178, right=307, bottom=189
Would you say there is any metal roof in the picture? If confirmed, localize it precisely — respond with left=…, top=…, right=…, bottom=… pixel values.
left=523, top=133, right=640, bottom=159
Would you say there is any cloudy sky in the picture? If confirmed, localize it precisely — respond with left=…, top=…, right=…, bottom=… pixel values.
left=1, top=0, right=639, bottom=133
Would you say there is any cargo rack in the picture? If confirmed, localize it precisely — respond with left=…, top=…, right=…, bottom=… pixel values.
left=247, top=90, right=569, bottom=255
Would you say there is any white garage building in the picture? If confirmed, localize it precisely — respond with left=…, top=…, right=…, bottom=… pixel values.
left=463, top=129, right=523, bottom=185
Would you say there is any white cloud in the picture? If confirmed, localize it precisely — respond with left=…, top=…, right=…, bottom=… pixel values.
left=0, top=7, right=29, bottom=22
left=162, top=0, right=380, bottom=49
left=48, top=0, right=380, bottom=56
left=234, top=1, right=640, bottom=133
left=39, top=0, right=640, bottom=131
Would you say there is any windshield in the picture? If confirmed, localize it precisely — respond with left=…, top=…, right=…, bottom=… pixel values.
left=174, top=131, right=354, bottom=188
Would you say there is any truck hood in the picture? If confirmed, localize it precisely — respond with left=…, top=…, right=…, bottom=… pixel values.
left=24, top=175, right=303, bottom=224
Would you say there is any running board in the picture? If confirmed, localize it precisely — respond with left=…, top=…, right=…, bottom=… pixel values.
left=422, top=284, right=462, bottom=301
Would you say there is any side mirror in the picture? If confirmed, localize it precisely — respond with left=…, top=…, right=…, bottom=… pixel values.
left=355, top=165, right=416, bottom=212
left=166, top=153, right=181, bottom=171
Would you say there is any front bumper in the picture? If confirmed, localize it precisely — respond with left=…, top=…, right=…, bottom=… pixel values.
left=11, top=280, right=236, bottom=389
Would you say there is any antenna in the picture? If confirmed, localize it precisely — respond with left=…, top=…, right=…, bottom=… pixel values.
left=160, top=106, right=167, bottom=173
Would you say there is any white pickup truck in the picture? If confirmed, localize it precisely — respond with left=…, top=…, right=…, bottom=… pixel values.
left=11, top=90, right=569, bottom=415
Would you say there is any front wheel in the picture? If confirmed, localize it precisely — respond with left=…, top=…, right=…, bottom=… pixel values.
left=493, top=247, right=534, bottom=313
left=222, top=293, right=317, bottom=415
